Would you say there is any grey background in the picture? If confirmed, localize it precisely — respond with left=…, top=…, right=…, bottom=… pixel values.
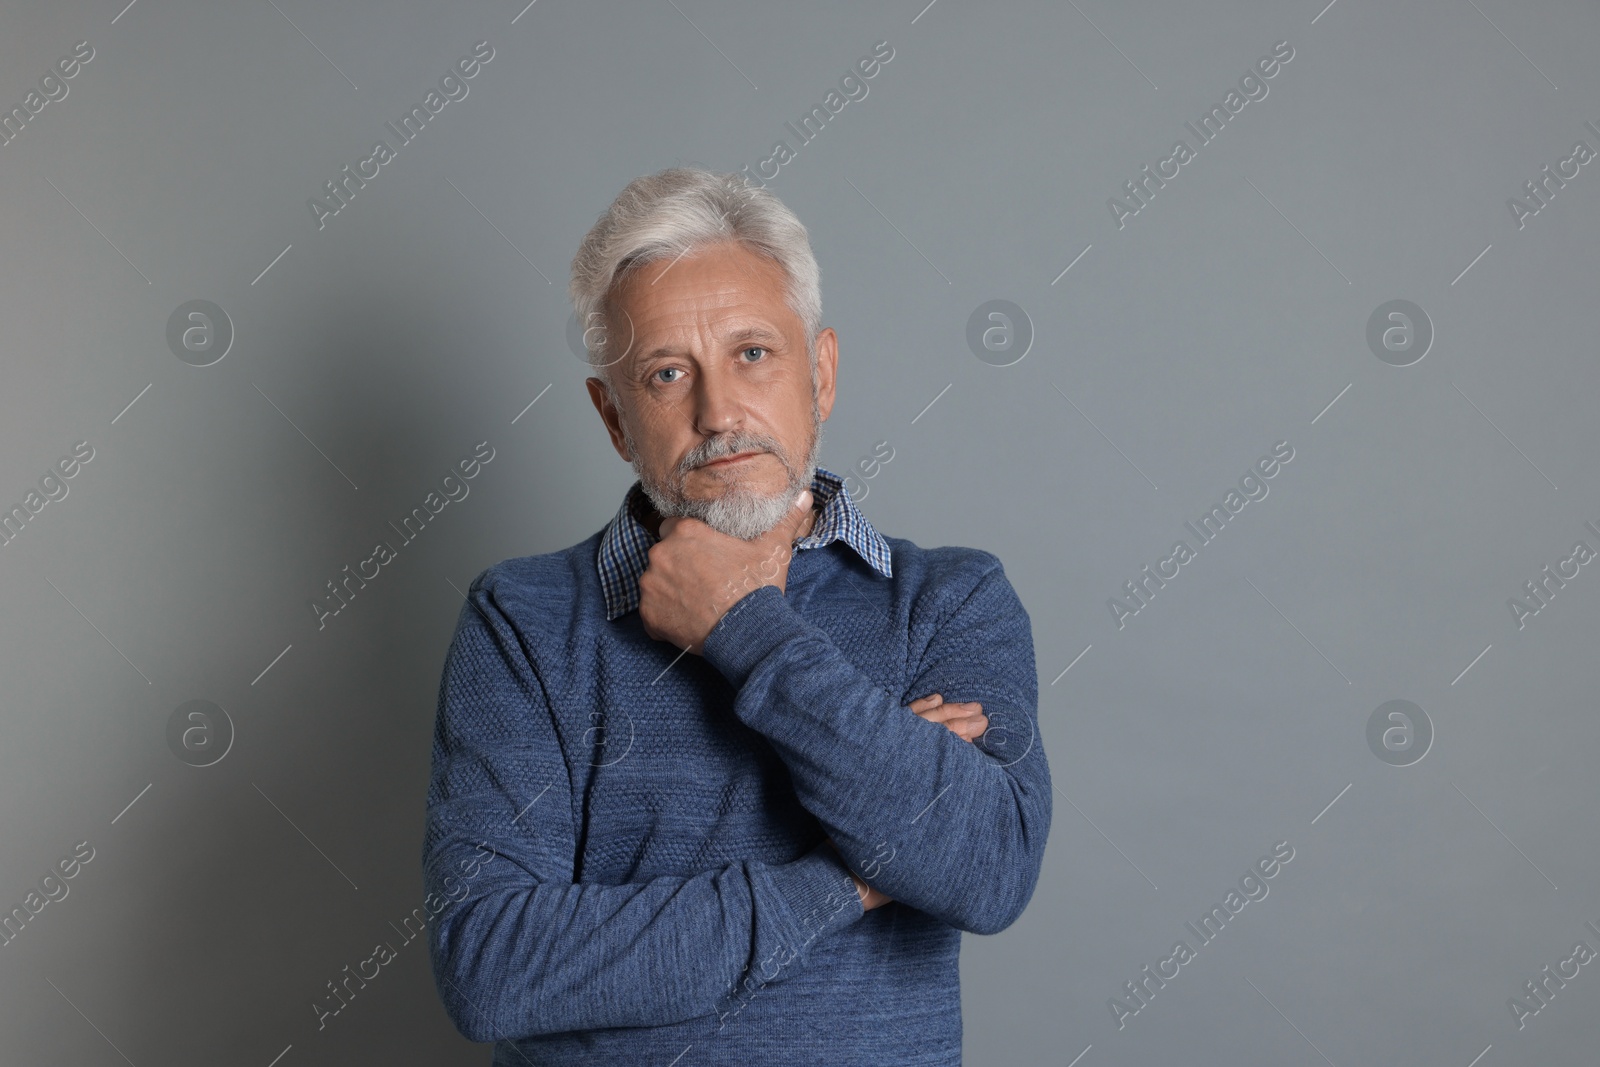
left=2, top=0, right=1597, bottom=1063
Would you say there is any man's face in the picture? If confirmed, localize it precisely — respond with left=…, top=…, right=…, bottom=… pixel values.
left=585, top=240, right=838, bottom=541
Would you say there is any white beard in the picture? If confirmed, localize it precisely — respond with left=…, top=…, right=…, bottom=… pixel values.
left=626, top=400, right=822, bottom=542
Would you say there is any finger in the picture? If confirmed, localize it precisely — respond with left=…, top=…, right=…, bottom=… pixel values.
left=915, top=706, right=986, bottom=740
left=908, top=695, right=985, bottom=717
left=913, top=703, right=963, bottom=724
left=658, top=514, right=710, bottom=540
left=935, top=710, right=986, bottom=738
left=950, top=713, right=988, bottom=736
left=913, top=700, right=985, bottom=723
left=786, top=488, right=813, bottom=539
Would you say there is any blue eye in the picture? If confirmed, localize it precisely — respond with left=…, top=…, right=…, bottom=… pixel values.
left=654, top=367, right=682, bottom=383
left=741, top=346, right=768, bottom=361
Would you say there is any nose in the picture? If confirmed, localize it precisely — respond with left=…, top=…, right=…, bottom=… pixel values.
left=692, top=360, right=746, bottom=440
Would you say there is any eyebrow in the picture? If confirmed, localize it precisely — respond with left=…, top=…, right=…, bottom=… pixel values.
left=636, top=325, right=788, bottom=367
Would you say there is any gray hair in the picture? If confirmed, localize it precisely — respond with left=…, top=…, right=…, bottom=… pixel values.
left=568, top=167, right=822, bottom=398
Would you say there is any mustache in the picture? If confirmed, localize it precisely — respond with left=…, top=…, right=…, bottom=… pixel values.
left=682, top=436, right=783, bottom=471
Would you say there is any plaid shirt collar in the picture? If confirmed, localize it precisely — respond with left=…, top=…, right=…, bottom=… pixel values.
left=596, top=465, right=893, bottom=621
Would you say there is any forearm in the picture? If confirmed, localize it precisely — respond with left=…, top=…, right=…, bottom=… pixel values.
left=427, top=575, right=868, bottom=1043
left=700, top=583, right=1052, bottom=935
left=426, top=831, right=864, bottom=1042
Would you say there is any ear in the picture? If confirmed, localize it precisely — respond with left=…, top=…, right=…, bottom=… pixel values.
left=586, top=377, right=632, bottom=462
left=813, top=327, right=838, bottom=423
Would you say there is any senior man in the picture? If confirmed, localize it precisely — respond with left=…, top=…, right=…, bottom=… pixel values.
left=423, top=167, right=1051, bottom=1066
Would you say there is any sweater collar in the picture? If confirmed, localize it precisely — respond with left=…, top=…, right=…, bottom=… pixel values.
left=597, top=464, right=892, bottom=621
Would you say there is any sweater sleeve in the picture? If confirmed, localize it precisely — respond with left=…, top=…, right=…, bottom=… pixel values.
left=422, top=573, right=865, bottom=1044
left=698, top=553, right=1052, bottom=936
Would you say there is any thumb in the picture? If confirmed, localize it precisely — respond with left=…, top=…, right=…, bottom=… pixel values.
left=789, top=488, right=813, bottom=536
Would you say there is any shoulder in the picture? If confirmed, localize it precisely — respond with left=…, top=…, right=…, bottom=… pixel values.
left=883, top=538, right=1034, bottom=687
left=461, top=532, right=603, bottom=629
left=883, top=535, right=1007, bottom=593
left=881, top=536, right=1018, bottom=622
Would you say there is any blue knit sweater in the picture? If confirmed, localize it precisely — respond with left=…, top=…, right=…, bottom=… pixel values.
left=423, top=482, right=1052, bottom=1066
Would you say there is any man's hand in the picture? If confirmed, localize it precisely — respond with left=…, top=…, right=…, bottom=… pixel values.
left=829, top=693, right=986, bottom=912
left=638, top=489, right=814, bottom=655
left=907, top=692, right=988, bottom=741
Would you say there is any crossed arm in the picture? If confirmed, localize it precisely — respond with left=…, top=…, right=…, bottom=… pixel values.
left=423, top=558, right=1050, bottom=1043
left=424, top=580, right=875, bottom=1041
left=834, top=692, right=988, bottom=911
left=696, top=559, right=1053, bottom=935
